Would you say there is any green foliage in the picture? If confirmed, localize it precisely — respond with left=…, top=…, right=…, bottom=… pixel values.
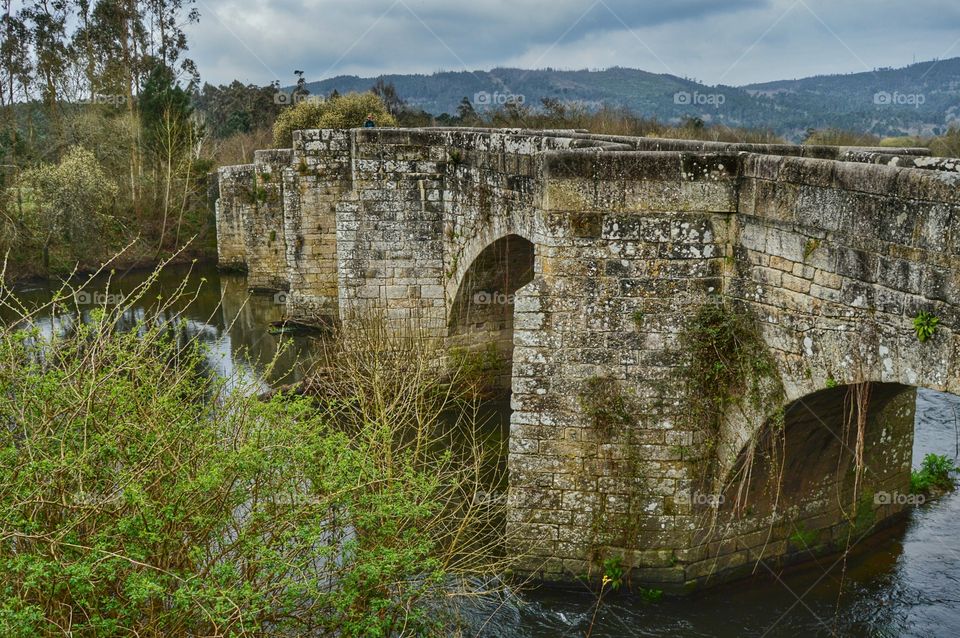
left=678, top=303, right=784, bottom=467
left=272, top=92, right=397, bottom=147
left=0, top=279, right=506, bottom=637
left=139, top=63, right=195, bottom=153
left=638, top=587, right=664, bottom=602
left=825, top=374, right=839, bottom=389
left=631, top=309, right=645, bottom=329
left=789, top=524, right=818, bottom=549
left=194, top=80, right=283, bottom=138
left=579, top=376, right=635, bottom=433
left=272, top=100, right=327, bottom=148
left=911, top=454, right=959, bottom=494
left=852, top=492, right=877, bottom=535
left=913, top=310, right=940, bottom=343
left=602, top=556, right=624, bottom=591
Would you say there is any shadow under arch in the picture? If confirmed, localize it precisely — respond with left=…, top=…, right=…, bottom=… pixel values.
left=690, top=382, right=926, bottom=587
left=447, top=234, right=535, bottom=394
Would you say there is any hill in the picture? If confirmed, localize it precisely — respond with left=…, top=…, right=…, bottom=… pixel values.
left=302, top=58, right=960, bottom=141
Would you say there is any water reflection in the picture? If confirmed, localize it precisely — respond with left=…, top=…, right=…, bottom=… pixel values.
left=3, top=264, right=318, bottom=394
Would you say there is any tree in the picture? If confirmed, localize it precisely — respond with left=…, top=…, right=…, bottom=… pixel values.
left=0, top=2, right=32, bottom=161
left=371, top=78, right=406, bottom=117
left=193, top=80, right=280, bottom=138
left=19, top=145, right=118, bottom=267
left=292, top=68, right=309, bottom=103
left=456, top=96, right=478, bottom=124
left=139, top=62, right=197, bottom=252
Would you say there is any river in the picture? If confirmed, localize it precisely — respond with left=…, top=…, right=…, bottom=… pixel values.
left=7, top=263, right=960, bottom=638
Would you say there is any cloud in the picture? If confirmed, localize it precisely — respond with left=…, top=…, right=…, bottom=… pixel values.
left=186, top=0, right=960, bottom=87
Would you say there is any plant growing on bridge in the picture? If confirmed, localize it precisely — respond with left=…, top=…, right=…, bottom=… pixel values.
left=579, top=375, right=636, bottom=434
left=678, top=301, right=785, bottom=491
left=913, top=310, right=940, bottom=343
left=788, top=524, right=819, bottom=550
left=803, top=238, right=821, bottom=261
left=602, top=556, right=624, bottom=590
left=638, top=587, right=664, bottom=602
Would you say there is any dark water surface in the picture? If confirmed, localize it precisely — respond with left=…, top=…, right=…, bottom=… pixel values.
left=8, top=264, right=960, bottom=638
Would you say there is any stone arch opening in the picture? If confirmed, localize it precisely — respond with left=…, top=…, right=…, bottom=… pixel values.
left=720, top=384, right=915, bottom=521
left=694, top=382, right=960, bottom=584
left=447, top=234, right=535, bottom=395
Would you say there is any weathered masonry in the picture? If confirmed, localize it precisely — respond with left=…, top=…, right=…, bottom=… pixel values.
left=216, top=128, right=960, bottom=591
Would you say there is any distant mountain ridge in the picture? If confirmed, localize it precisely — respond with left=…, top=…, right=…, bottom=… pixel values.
left=301, top=58, right=960, bottom=141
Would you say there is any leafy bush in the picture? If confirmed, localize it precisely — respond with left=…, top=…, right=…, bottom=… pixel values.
left=911, top=453, right=959, bottom=494
left=272, top=92, right=397, bottom=147
left=601, top=556, right=623, bottom=590
left=0, top=274, right=506, bottom=636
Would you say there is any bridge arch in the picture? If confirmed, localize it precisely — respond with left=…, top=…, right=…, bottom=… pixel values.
left=693, top=379, right=958, bottom=585
left=447, top=233, right=535, bottom=393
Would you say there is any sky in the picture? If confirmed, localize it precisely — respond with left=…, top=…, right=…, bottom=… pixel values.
left=185, top=0, right=960, bottom=87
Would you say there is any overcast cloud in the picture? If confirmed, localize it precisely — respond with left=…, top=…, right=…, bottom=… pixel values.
left=186, top=0, right=960, bottom=87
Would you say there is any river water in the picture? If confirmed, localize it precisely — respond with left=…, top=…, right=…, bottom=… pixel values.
left=7, top=263, right=960, bottom=638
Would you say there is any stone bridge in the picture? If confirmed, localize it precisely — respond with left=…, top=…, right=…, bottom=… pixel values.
left=216, top=127, right=960, bottom=592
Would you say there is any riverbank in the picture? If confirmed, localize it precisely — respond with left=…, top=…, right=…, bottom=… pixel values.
left=2, top=243, right=218, bottom=288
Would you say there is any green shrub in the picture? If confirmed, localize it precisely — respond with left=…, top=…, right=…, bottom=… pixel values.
left=911, top=453, right=959, bottom=494
left=602, top=556, right=624, bottom=590
left=272, top=92, right=397, bottom=147
left=0, top=276, right=505, bottom=637
left=638, top=587, right=663, bottom=602
left=18, top=146, right=118, bottom=263
left=789, top=525, right=818, bottom=549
